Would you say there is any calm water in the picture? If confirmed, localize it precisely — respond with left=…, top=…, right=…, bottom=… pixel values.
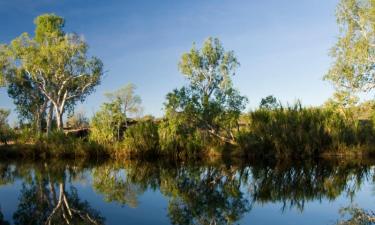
left=0, top=158, right=373, bottom=225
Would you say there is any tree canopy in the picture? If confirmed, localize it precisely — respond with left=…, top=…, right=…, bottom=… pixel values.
left=325, top=0, right=375, bottom=93
left=0, top=13, right=103, bottom=130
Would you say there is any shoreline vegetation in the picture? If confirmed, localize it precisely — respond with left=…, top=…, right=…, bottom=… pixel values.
left=1, top=0, right=375, bottom=161
left=1, top=102, right=375, bottom=160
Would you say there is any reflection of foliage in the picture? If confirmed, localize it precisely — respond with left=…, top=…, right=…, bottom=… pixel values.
left=336, top=205, right=375, bottom=225
left=0, top=164, right=16, bottom=185
left=249, top=160, right=370, bottom=211
left=8, top=161, right=105, bottom=225
left=164, top=166, right=250, bottom=225
left=0, top=158, right=374, bottom=225
left=92, top=167, right=144, bottom=208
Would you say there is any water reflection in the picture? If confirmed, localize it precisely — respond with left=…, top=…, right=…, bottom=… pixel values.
left=0, top=158, right=373, bottom=225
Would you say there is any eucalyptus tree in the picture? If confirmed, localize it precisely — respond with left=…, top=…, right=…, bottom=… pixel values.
left=164, top=37, right=247, bottom=144
left=105, top=83, right=142, bottom=128
left=0, top=14, right=103, bottom=130
left=324, top=0, right=375, bottom=94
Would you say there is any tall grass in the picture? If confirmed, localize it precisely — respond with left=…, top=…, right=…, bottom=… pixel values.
left=241, top=103, right=374, bottom=157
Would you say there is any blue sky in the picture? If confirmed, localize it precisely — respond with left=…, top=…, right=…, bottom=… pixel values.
left=0, top=0, right=339, bottom=121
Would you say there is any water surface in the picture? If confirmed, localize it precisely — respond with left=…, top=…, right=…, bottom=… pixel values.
left=0, top=158, right=373, bottom=225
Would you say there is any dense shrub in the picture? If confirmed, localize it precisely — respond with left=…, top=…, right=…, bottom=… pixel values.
left=121, top=120, right=159, bottom=157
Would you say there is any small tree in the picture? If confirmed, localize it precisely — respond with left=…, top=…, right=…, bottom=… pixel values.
left=105, top=83, right=142, bottom=128
left=259, top=95, right=280, bottom=110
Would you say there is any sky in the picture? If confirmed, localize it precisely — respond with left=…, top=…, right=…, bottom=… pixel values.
left=0, top=0, right=340, bottom=122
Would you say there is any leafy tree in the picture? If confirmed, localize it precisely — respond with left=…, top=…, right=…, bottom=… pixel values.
left=0, top=14, right=103, bottom=130
left=164, top=37, right=247, bottom=145
left=90, top=83, right=143, bottom=143
left=105, top=83, right=142, bottom=128
left=324, top=0, right=375, bottom=93
left=259, top=95, right=280, bottom=110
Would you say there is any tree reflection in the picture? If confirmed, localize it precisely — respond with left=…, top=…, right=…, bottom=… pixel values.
left=248, top=159, right=372, bottom=211
left=92, top=166, right=144, bottom=207
left=92, top=158, right=374, bottom=225
left=2, top=161, right=105, bottom=225
left=0, top=157, right=373, bottom=225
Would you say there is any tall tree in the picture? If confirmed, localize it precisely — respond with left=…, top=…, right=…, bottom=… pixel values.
left=164, top=37, right=247, bottom=144
left=0, top=14, right=103, bottom=130
left=324, top=0, right=375, bottom=93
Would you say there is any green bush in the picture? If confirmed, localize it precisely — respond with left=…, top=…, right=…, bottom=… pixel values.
left=121, top=120, right=159, bottom=157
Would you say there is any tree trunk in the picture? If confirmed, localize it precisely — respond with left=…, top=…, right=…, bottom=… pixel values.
left=46, top=102, right=53, bottom=135
left=55, top=107, right=64, bottom=131
left=46, top=102, right=54, bottom=134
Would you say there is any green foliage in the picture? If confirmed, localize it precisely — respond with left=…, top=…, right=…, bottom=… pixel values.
left=245, top=102, right=372, bottom=157
left=34, top=131, right=106, bottom=157
left=163, top=37, right=247, bottom=150
left=0, top=13, right=103, bottom=130
left=90, top=83, right=143, bottom=145
left=89, top=102, right=125, bottom=144
left=158, top=114, right=205, bottom=158
left=121, top=120, right=159, bottom=157
left=324, top=0, right=375, bottom=93
left=105, top=83, right=142, bottom=126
